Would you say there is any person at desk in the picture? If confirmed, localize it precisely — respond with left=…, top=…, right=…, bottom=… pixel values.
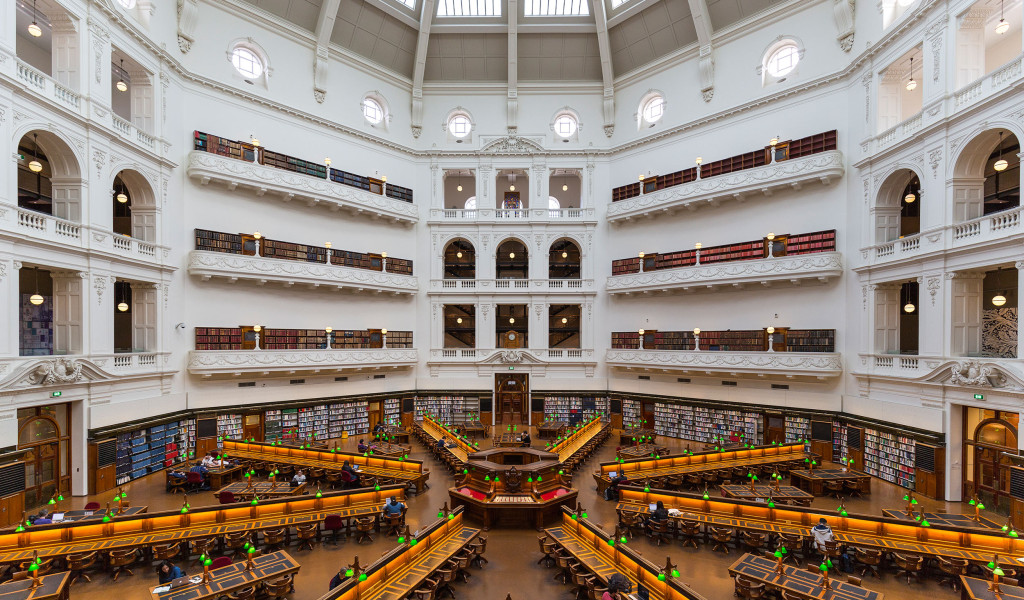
left=342, top=461, right=361, bottom=487
left=810, top=518, right=852, bottom=572
left=374, top=422, right=386, bottom=434
left=329, top=567, right=347, bottom=590
left=358, top=439, right=368, bottom=453
left=189, top=461, right=211, bottom=490
left=645, top=501, right=668, bottom=531
left=201, top=452, right=223, bottom=468
left=157, top=561, right=185, bottom=584
left=604, top=473, right=629, bottom=501
left=521, top=431, right=532, bottom=447
left=29, top=509, right=52, bottom=525
left=604, top=573, right=633, bottom=599
left=292, top=469, right=307, bottom=486
left=382, top=496, right=405, bottom=516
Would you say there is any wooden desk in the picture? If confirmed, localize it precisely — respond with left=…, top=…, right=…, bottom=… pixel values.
left=620, top=429, right=656, bottom=445
left=881, top=510, right=1003, bottom=531
left=206, top=465, right=244, bottom=489
left=538, top=421, right=567, bottom=440
left=494, top=433, right=526, bottom=448
left=728, top=553, right=883, bottom=600
left=960, top=575, right=1024, bottom=600
left=720, top=485, right=814, bottom=507
left=551, top=419, right=607, bottom=463
left=790, top=469, right=872, bottom=496
left=150, top=550, right=300, bottom=600
left=45, top=506, right=147, bottom=523
left=368, top=442, right=410, bottom=458
left=618, top=444, right=669, bottom=460
left=419, top=417, right=474, bottom=462
left=0, top=572, right=70, bottom=600
left=377, top=427, right=410, bottom=445
left=462, top=421, right=487, bottom=440
left=216, top=481, right=304, bottom=501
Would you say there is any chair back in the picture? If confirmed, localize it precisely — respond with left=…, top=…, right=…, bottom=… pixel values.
left=324, top=514, right=344, bottom=530
left=846, top=576, right=863, bottom=586
left=263, top=575, right=293, bottom=597
left=228, top=585, right=256, bottom=600
left=68, top=551, right=99, bottom=569
left=153, top=543, right=181, bottom=561
left=210, top=556, right=233, bottom=570
left=84, top=502, right=101, bottom=510
left=109, top=548, right=137, bottom=566
left=218, top=491, right=236, bottom=504
left=297, top=523, right=318, bottom=538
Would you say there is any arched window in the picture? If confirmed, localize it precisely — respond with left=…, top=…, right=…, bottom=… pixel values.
left=449, top=115, right=471, bottom=138
left=464, top=196, right=477, bottom=210
left=19, top=417, right=58, bottom=446
left=636, top=91, right=666, bottom=130
left=231, top=47, right=263, bottom=79
left=227, top=39, right=271, bottom=88
left=761, top=37, right=803, bottom=86
left=363, top=98, right=384, bottom=124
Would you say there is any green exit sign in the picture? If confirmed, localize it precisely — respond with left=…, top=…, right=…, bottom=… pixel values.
left=51, top=391, right=62, bottom=397
left=508, top=366, right=514, bottom=370
left=974, top=393, right=984, bottom=400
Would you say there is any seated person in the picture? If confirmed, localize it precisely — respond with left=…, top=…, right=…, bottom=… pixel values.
left=811, top=518, right=852, bottom=572
left=29, top=509, right=52, bottom=525
left=604, top=573, right=632, bottom=600
left=436, top=436, right=447, bottom=449
left=728, top=430, right=742, bottom=444
left=382, top=496, right=405, bottom=516
left=189, top=461, right=210, bottom=490
left=357, top=439, right=368, bottom=453
left=341, top=461, right=361, bottom=487
left=374, top=422, right=386, bottom=433
left=604, top=473, right=629, bottom=501
left=521, top=432, right=532, bottom=447
left=292, top=470, right=307, bottom=485
left=201, top=452, right=224, bottom=469
left=157, top=560, right=185, bottom=584
left=645, top=501, right=668, bottom=530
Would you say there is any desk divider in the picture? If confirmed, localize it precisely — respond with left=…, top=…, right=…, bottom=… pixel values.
left=420, top=416, right=474, bottom=462
left=598, top=442, right=808, bottom=476
left=222, top=440, right=424, bottom=474
left=551, top=418, right=606, bottom=463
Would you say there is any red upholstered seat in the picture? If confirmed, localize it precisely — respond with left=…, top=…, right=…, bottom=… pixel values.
left=459, top=488, right=487, bottom=500
left=540, top=489, right=568, bottom=501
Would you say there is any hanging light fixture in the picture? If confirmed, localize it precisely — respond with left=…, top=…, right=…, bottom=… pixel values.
left=509, top=317, right=515, bottom=324
left=562, top=317, right=568, bottom=324
left=28, top=0, right=42, bottom=37
left=994, top=132, right=1009, bottom=172
left=115, top=176, right=128, bottom=204
left=902, top=282, right=915, bottom=313
left=28, top=134, right=43, bottom=173
left=116, top=59, right=128, bottom=92
left=993, top=293, right=1008, bottom=307
left=996, top=0, right=1010, bottom=34
left=904, top=191, right=916, bottom=203
left=562, top=251, right=568, bottom=258
left=509, top=184, right=516, bottom=192
left=509, top=252, right=515, bottom=259
left=117, top=282, right=129, bottom=312
left=457, top=173, right=463, bottom=193
left=905, top=57, right=917, bottom=92
left=29, top=268, right=44, bottom=306
left=456, top=317, right=463, bottom=324
left=456, top=250, right=463, bottom=258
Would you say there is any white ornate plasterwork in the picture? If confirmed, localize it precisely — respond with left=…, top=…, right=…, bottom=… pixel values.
left=426, top=348, right=597, bottom=377
left=853, top=356, right=1024, bottom=392
left=606, top=252, right=842, bottom=294
left=187, top=251, right=418, bottom=295
left=185, top=151, right=419, bottom=224
left=606, top=151, right=844, bottom=222
left=187, top=349, right=418, bottom=376
left=0, top=355, right=170, bottom=391
left=477, top=135, right=547, bottom=156
left=605, top=350, right=843, bottom=378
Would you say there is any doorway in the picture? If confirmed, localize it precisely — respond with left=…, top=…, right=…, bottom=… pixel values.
left=766, top=415, right=785, bottom=444
left=243, top=415, right=262, bottom=441
left=495, top=374, right=529, bottom=425
left=17, top=405, right=71, bottom=510
left=963, top=407, right=1019, bottom=511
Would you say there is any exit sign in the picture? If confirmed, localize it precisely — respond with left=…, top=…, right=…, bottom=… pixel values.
left=974, top=393, right=984, bottom=400
left=51, top=391, right=62, bottom=397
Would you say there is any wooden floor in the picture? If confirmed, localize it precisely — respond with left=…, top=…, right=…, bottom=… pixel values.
left=64, top=433, right=989, bottom=600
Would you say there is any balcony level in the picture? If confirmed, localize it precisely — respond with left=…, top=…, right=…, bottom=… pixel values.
left=428, top=207, right=597, bottom=224
left=429, top=278, right=595, bottom=294
left=187, top=348, right=419, bottom=378
left=606, top=349, right=843, bottom=379
left=0, top=353, right=173, bottom=394
left=426, top=348, right=597, bottom=376
left=853, top=354, right=1024, bottom=395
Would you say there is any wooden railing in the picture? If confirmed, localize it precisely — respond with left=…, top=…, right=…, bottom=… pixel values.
left=596, top=442, right=808, bottom=477
left=420, top=415, right=477, bottom=462
left=546, top=416, right=605, bottom=462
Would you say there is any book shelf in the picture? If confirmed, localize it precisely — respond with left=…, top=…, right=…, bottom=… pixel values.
left=610, top=130, right=838, bottom=202
left=383, top=398, right=402, bottom=426
left=832, top=422, right=848, bottom=460
left=622, top=398, right=641, bottom=429
left=260, top=149, right=328, bottom=179
left=385, top=184, right=414, bottom=203
left=329, top=169, right=383, bottom=194
left=298, top=405, right=331, bottom=440
left=651, top=402, right=761, bottom=444
left=784, top=416, right=811, bottom=444
left=385, top=331, right=414, bottom=349
left=195, top=327, right=242, bottom=350
left=331, top=251, right=383, bottom=271
left=699, top=331, right=763, bottom=352
left=263, top=328, right=327, bottom=350
left=217, top=414, right=243, bottom=441
left=611, top=332, right=640, bottom=350
left=330, top=400, right=370, bottom=437
left=386, top=258, right=414, bottom=275
left=785, top=230, right=837, bottom=255
left=193, top=131, right=256, bottom=162
left=195, top=229, right=243, bottom=254
left=863, top=427, right=915, bottom=489
left=414, top=396, right=479, bottom=424
left=653, top=403, right=692, bottom=439
left=20, top=294, right=52, bottom=356
left=544, top=396, right=610, bottom=426
left=262, top=239, right=327, bottom=263
left=115, top=419, right=195, bottom=485
left=264, top=408, right=300, bottom=442
left=611, top=257, right=641, bottom=275
left=611, top=329, right=834, bottom=353
left=784, top=329, right=836, bottom=352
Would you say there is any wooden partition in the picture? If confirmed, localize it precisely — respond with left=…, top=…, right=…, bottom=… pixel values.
left=0, top=484, right=406, bottom=561
left=222, top=440, right=424, bottom=476
left=549, top=417, right=605, bottom=462
left=318, top=506, right=478, bottom=600
left=597, top=442, right=808, bottom=477
left=549, top=507, right=707, bottom=600
left=617, top=486, right=1024, bottom=561
left=420, top=415, right=475, bottom=462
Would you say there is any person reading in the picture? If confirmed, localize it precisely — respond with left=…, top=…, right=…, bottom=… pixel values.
left=382, top=496, right=405, bottom=516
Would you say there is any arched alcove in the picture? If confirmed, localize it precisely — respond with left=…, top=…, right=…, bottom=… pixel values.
left=496, top=239, right=528, bottom=279
left=444, top=239, right=476, bottom=279
left=17, top=129, right=82, bottom=221
left=111, top=168, right=158, bottom=241
left=549, top=238, right=581, bottom=279
left=873, top=168, right=923, bottom=243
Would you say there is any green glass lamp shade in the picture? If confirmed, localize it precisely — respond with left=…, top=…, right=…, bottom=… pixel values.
left=671, top=569, right=680, bottom=578
left=316, top=490, right=323, bottom=498
left=911, top=498, right=919, bottom=505
left=571, top=514, right=578, bottom=520
left=779, top=547, right=787, bottom=554
left=397, top=536, right=405, bottom=543
left=702, top=492, right=710, bottom=500
left=819, top=564, right=828, bottom=572
left=438, top=511, right=444, bottom=518
left=607, top=539, right=615, bottom=546
left=494, top=477, right=499, bottom=483
left=410, top=539, right=418, bottom=546
left=903, top=494, right=910, bottom=501
left=620, top=536, right=627, bottom=543
left=774, top=551, right=783, bottom=558
left=359, top=573, right=367, bottom=581
left=581, top=512, right=588, bottom=518
left=1003, top=525, right=1010, bottom=531
left=657, top=573, right=666, bottom=581
left=248, top=547, right=256, bottom=554
left=346, top=569, right=354, bottom=577
left=463, top=469, right=469, bottom=474
left=1010, top=531, right=1019, bottom=538
left=48, top=499, right=55, bottom=505
left=989, top=562, right=997, bottom=569
left=978, top=503, right=985, bottom=510
left=205, top=559, right=213, bottom=566
left=767, top=501, right=775, bottom=508
left=102, top=515, right=111, bottom=523
left=375, top=485, right=381, bottom=491
left=840, top=509, right=848, bottom=517
left=251, top=497, right=259, bottom=505
left=921, top=520, right=930, bottom=527
left=28, top=563, right=38, bottom=572
left=527, top=477, right=533, bottom=483
left=14, top=526, right=24, bottom=532
left=537, top=476, right=542, bottom=482
left=969, top=499, right=977, bottom=506
left=995, top=567, right=1006, bottom=577
left=484, top=476, right=490, bottom=482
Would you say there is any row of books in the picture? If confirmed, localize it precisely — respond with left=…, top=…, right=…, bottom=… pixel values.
left=784, top=416, right=811, bottom=444
left=610, top=329, right=835, bottom=353
left=621, top=398, right=642, bottom=429
left=862, top=428, right=916, bottom=489
left=193, top=130, right=414, bottom=203
left=414, top=396, right=480, bottom=424
left=115, top=419, right=194, bottom=484
left=193, top=327, right=413, bottom=351
left=611, top=130, right=837, bottom=202
left=651, top=403, right=762, bottom=444
left=543, top=396, right=610, bottom=425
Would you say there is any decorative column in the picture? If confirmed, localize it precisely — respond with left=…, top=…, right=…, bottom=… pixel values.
left=479, top=303, right=495, bottom=350
left=51, top=271, right=85, bottom=355
left=130, top=282, right=158, bottom=353
left=873, top=283, right=901, bottom=354
left=50, top=14, right=81, bottom=90
left=477, top=163, right=492, bottom=210
left=431, top=302, right=443, bottom=349
left=583, top=156, right=595, bottom=209
left=944, top=407, right=963, bottom=502
left=86, top=21, right=112, bottom=110
left=1, top=259, right=20, bottom=356
left=88, top=273, right=115, bottom=356
left=918, top=273, right=945, bottom=356
left=532, top=162, right=548, bottom=214
left=1017, top=261, right=1024, bottom=360
left=530, top=303, right=546, bottom=350
left=944, top=271, right=985, bottom=357
left=430, top=160, right=441, bottom=209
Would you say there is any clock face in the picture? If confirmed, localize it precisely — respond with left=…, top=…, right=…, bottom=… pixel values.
left=508, top=333, right=516, bottom=340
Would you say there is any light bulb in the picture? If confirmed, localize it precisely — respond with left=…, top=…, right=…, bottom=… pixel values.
left=509, top=185, right=515, bottom=191
left=904, top=192, right=916, bottom=203
left=770, top=137, right=779, bottom=146
left=994, top=159, right=1009, bottom=172
left=381, top=329, right=387, bottom=335
left=767, top=232, right=775, bottom=240
left=381, top=252, right=387, bottom=259
left=509, top=252, right=515, bottom=259
left=509, top=317, right=515, bottom=324
left=116, top=80, right=128, bottom=92
left=562, top=251, right=568, bottom=258
left=906, top=79, right=917, bottom=92
left=456, top=251, right=463, bottom=258
left=253, top=231, right=262, bottom=239
left=638, top=329, right=645, bottom=335
left=638, top=173, right=645, bottom=181
left=693, top=328, right=700, bottom=335
left=29, top=294, right=44, bottom=306
left=325, top=327, right=332, bottom=333
left=638, top=251, right=645, bottom=258
left=562, top=317, right=568, bottom=324
left=325, top=241, right=332, bottom=249
left=28, top=160, right=43, bottom=173
left=695, top=242, right=702, bottom=250
left=457, top=185, right=463, bottom=192
left=904, top=303, right=916, bottom=313
left=767, top=327, right=775, bottom=334
left=117, top=302, right=129, bottom=312
left=381, top=175, right=387, bottom=182
left=253, top=325, right=262, bottom=332
left=993, top=294, right=1007, bottom=307
left=28, top=22, right=42, bottom=37
left=117, top=192, right=128, bottom=204
left=695, top=157, right=702, bottom=165
left=996, top=18, right=1009, bottom=34
left=251, top=137, right=260, bottom=147
left=562, top=184, right=568, bottom=191
left=456, top=317, right=463, bottom=324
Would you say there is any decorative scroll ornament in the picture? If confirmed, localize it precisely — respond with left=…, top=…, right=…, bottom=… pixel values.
left=29, top=359, right=84, bottom=385
left=500, top=350, right=524, bottom=363
left=950, top=361, right=1003, bottom=388
left=503, top=466, right=523, bottom=493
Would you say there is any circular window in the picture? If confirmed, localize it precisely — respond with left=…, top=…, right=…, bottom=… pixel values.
left=766, top=44, right=799, bottom=77
left=118, top=0, right=137, bottom=8
left=642, top=96, right=665, bottom=123
left=231, top=47, right=264, bottom=79
left=448, top=115, right=471, bottom=138
left=362, top=98, right=384, bottom=124
left=554, top=115, right=578, bottom=138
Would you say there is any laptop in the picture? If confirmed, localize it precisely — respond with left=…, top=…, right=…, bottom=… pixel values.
left=169, top=576, right=193, bottom=589
left=636, top=583, right=650, bottom=600
left=50, top=513, right=65, bottom=522
left=648, top=503, right=658, bottom=512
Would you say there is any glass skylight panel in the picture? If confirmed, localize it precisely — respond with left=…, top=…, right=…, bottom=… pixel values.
left=437, top=0, right=501, bottom=16
left=526, top=0, right=589, bottom=16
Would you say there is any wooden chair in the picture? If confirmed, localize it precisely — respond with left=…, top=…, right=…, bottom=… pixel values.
left=843, top=479, right=863, bottom=498
left=434, top=566, right=457, bottom=599
left=740, top=531, right=765, bottom=554
left=618, top=512, right=644, bottom=539
left=355, top=516, right=376, bottom=544
left=152, top=542, right=182, bottom=562
left=569, top=564, right=594, bottom=600
left=325, top=472, right=343, bottom=489
left=383, top=512, right=405, bottom=537
left=776, top=533, right=804, bottom=563
left=9, top=571, right=28, bottom=581
left=537, top=536, right=558, bottom=567
left=468, top=536, right=488, bottom=568
left=734, top=576, right=767, bottom=600
left=684, top=474, right=703, bottom=490
left=223, top=531, right=252, bottom=558
left=262, top=528, right=288, bottom=552
left=295, top=523, right=319, bottom=551
left=107, top=548, right=139, bottom=581
left=647, top=519, right=673, bottom=547
left=210, top=556, right=233, bottom=570
left=226, top=585, right=257, bottom=600
left=937, top=556, right=969, bottom=591
left=190, top=538, right=218, bottom=567
left=892, top=552, right=923, bottom=584
left=66, top=551, right=100, bottom=585
left=168, top=476, right=188, bottom=495
left=451, top=553, right=472, bottom=583
left=823, top=480, right=845, bottom=499
left=19, top=557, right=54, bottom=576
left=846, top=575, right=863, bottom=587
left=412, top=578, right=440, bottom=600
left=554, top=552, right=577, bottom=584
left=262, top=574, right=294, bottom=600
left=678, top=520, right=701, bottom=549
left=852, top=547, right=881, bottom=578
left=323, top=514, right=346, bottom=545
left=709, top=526, right=734, bottom=554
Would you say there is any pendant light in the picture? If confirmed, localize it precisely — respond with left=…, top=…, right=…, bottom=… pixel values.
left=904, top=180, right=917, bottom=203
left=994, top=132, right=1009, bottom=172
left=902, top=283, right=915, bottom=314
left=28, top=134, right=43, bottom=173
left=115, top=59, right=128, bottom=92
left=561, top=317, right=568, bottom=324
left=457, top=173, right=463, bottom=193
left=28, top=0, right=42, bottom=37
left=996, top=0, right=1009, bottom=34
left=991, top=267, right=1008, bottom=306
left=905, top=57, right=917, bottom=92
left=562, top=173, right=568, bottom=192
left=117, top=282, right=129, bottom=312
left=115, top=177, right=128, bottom=204
left=509, top=317, right=515, bottom=324
left=29, top=268, right=44, bottom=306
left=456, top=317, right=463, bottom=324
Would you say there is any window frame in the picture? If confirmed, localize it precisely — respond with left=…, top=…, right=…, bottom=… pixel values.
left=635, top=90, right=666, bottom=130
left=226, top=39, right=272, bottom=89
left=760, top=36, right=804, bottom=87
left=361, top=92, right=391, bottom=130
left=444, top=108, right=476, bottom=143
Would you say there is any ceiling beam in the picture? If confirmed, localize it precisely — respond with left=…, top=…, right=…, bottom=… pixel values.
left=361, top=0, right=421, bottom=28
left=411, top=0, right=436, bottom=138
left=591, top=0, right=615, bottom=137
left=313, top=0, right=342, bottom=103
left=507, top=0, right=519, bottom=133
left=605, top=0, right=660, bottom=28
left=686, top=0, right=715, bottom=102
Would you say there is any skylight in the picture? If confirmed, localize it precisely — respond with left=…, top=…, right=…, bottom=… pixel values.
left=437, top=0, right=501, bottom=16
left=392, top=0, right=417, bottom=7
left=525, top=0, right=589, bottom=16
left=609, top=0, right=630, bottom=8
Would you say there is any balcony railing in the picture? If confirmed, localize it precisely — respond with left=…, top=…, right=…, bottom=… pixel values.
left=0, top=353, right=171, bottom=392
left=427, top=348, right=596, bottom=373
left=851, top=353, right=1024, bottom=386
left=429, top=207, right=596, bottom=223
left=429, top=278, right=595, bottom=293
left=605, top=349, right=843, bottom=378
left=187, top=348, right=418, bottom=377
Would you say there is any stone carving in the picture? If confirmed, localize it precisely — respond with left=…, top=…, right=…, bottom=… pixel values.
left=605, top=350, right=843, bottom=377
left=926, top=275, right=941, bottom=306
left=833, top=0, right=855, bottom=52
left=0, top=262, right=6, bottom=283
left=92, top=149, right=107, bottom=179
left=188, top=251, right=418, bottom=293
left=187, top=349, right=418, bottom=375
left=503, top=466, right=523, bottom=493
left=928, top=148, right=942, bottom=177
left=313, top=89, right=325, bottom=104
left=500, top=350, right=524, bottom=363
left=94, top=275, right=107, bottom=303
left=478, top=135, right=546, bottom=156
left=982, top=308, right=1018, bottom=358
left=29, top=359, right=84, bottom=385
left=950, top=360, right=1002, bottom=387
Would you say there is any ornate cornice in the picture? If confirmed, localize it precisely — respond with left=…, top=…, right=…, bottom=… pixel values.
left=187, top=251, right=418, bottom=295
left=606, top=151, right=844, bottom=222
left=0, top=354, right=172, bottom=392
left=606, top=252, right=842, bottom=294
left=187, top=349, right=419, bottom=377
left=185, top=152, right=419, bottom=224
left=853, top=355, right=1024, bottom=393
left=605, top=350, right=843, bottom=378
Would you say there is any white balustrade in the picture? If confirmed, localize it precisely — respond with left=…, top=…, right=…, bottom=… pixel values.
left=113, top=116, right=132, bottom=136
left=113, top=355, right=132, bottom=368
left=53, top=84, right=81, bottom=109
left=113, top=235, right=132, bottom=251
left=874, top=356, right=894, bottom=368
left=16, top=61, right=46, bottom=90
left=898, top=236, right=920, bottom=252
left=18, top=209, right=46, bottom=231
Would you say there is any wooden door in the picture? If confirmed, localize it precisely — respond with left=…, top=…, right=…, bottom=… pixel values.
left=766, top=416, right=785, bottom=444
left=495, top=374, right=528, bottom=424
left=641, top=401, right=655, bottom=429
left=243, top=415, right=262, bottom=441
left=367, top=401, right=381, bottom=431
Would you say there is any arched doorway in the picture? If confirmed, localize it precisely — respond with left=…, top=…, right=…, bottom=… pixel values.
left=17, top=405, right=71, bottom=510
left=495, top=374, right=528, bottom=425
left=964, top=410, right=1018, bottom=509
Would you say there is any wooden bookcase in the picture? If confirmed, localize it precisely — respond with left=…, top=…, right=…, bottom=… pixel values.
left=385, top=184, right=414, bottom=203
left=195, top=327, right=243, bottom=350
left=260, top=149, right=328, bottom=179
left=195, top=229, right=243, bottom=254
left=914, top=442, right=945, bottom=500
left=262, top=239, right=327, bottom=263
left=193, top=131, right=256, bottom=162
left=611, top=182, right=641, bottom=202
left=611, top=257, right=641, bottom=275
left=611, top=331, right=640, bottom=349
